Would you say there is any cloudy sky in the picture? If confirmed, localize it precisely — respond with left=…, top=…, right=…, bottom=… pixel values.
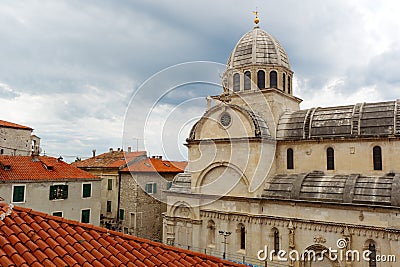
left=1, top=0, right=400, bottom=162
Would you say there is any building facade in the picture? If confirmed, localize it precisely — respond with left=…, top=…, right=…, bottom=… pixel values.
left=119, top=156, right=187, bottom=241
left=0, top=119, right=40, bottom=156
left=0, top=155, right=101, bottom=225
left=75, top=149, right=186, bottom=241
left=73, top=148, right=147, bottom=228
left=164, top=17, right=400, bottom=267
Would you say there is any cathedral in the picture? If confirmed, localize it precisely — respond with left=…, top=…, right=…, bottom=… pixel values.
left=163, top=14, right=400, bottom=267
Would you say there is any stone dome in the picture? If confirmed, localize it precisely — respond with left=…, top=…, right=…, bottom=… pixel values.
left=226, top=27, right=291, bottom=69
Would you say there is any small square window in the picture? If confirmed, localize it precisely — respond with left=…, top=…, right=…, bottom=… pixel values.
left=82, top=183, right=92, bottom=198
left=12, top=185, right=26, bottom=203
left=49, top=185, right=68, bottom=200
left=81, top=209, right=90, bottom=223
left=145, top=183, right=157, bottom=194
left=106, top=201, right=112, bottom=213
left=107, top=179, right=113, bottom=190
left=52, top=211, right=63, bottom=217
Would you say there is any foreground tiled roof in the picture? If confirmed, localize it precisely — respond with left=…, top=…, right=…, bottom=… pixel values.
left=0, top=120, right=32, bottom=130
left=121, top=158, right=187, bottom=173
left=0, top=156, right=98, bottom=181
left=0, top=204, right=245, bottom=267
left=73, top=151, right=146, bottom=169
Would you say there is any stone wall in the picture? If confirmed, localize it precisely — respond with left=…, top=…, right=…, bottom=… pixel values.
left=0, top=127, right=35, bottom=156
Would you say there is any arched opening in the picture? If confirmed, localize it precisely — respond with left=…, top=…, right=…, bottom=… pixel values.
left=270, top=71, right=277, bottom=88
left=207, top=220, right=216, bottom=246
left=244, top=71, right=251, bottom=90
left=233, top=73, right=240, bottom=92
left=273, top=228, right=279, bottom=254
left=257, top=70, right=265, bottom=89
left=282, top=73, right=286, bottom=92
left=288, top=76, right=291, bottom=94
left=287, top=148, right=294, bottom=170
left=368, top=243, right=377, bottom=267
left=327, top=147, right=335, bottom=170
left=237, top=223, right=246, bottom=250
left=373, top=146, right=382, bottom=170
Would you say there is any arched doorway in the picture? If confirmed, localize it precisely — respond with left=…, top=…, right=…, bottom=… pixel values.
left=301, top=244, right=340, bottom=267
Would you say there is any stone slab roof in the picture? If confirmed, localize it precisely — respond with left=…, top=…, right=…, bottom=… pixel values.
left=0, top=204, right=245, bottom=267
left=263, top=171, right=400, bottom=207
left=277, top=100, right=400, bottom=140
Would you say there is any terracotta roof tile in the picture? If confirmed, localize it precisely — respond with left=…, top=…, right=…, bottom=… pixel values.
left=0, top=204, right=246, bottom=267
left=73, top=151, right=147, bottom=168
left=0, top=155, right=98, bottom=181
left=0, top=119, right=32, bottom=130
left=121, top=157, right=187, bottom=173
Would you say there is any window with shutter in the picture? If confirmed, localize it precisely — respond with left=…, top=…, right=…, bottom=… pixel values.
left=81, top=209, right=90, bottom=223
left=82, top=183, right=91, bottom=198
left=49, top=185, right=68, bottom=200
left=12, top=185, right=25, bottom=203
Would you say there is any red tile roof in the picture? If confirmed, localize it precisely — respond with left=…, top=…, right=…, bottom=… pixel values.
left=0, top=204, right=245, bottom=267
left=0, top=120, right=32, bottom=130
left=73, top=151, right=147, bottom=169
left=120, top=158, right=187, bottom=173
left=0, top=156, right=98, bottom=181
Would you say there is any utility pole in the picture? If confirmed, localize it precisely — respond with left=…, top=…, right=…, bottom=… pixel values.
left=219, top=230, right=231, bottom=260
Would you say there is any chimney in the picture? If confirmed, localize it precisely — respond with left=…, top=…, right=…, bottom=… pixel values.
left=92, top=149, right=96, bottom=158
left=128, top=147, right=132, bottom=153
left=117, top=148, right=121, bottom=152
left=158, top=156, right=162, bottom=160
left=31, top=145, right=40, bottom=162
left=109, top=148, right=113, bottom=152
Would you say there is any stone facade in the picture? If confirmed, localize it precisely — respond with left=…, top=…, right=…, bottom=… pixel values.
left=164, top=21, right=400, bottom=267
left=0, top=120, right=40, bottom=156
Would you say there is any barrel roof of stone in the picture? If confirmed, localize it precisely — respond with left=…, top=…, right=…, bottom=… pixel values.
left=277, top=100, right=400, bottom=140
left=263, top=171, right=400, bottom=207
left=188, top=104, right=271, bottom=141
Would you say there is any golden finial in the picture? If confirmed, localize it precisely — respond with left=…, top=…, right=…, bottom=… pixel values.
left=253, top=10, right=259, bottom=26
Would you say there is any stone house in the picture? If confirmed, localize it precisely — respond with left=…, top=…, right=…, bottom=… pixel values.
left=119, top=156, right=187, bottom=241
left=0, top=155, right=101, bottom=225
left=164, top=16, right=400, bottom=267
left=73, top=148, right=147, bottom=227
left=0, top=119, right=40, bottom=156
left=74, top=148, right=186, bottom=241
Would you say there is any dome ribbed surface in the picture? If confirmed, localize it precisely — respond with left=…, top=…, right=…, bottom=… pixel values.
left=227, top=27, right=290, bottom=69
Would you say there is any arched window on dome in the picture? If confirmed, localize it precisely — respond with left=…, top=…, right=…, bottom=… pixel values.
left=287, top=148, right=294, bottom=170
left=373, top=146, right=382, bottom=171
left=233, top=73, right=240, bottom=92
left=327, top=147, right=335, bottom=170
left=288, top=76, right=291, bottom=94
left=282, top=73, right=286, bottom=92
left=244, top=71, right=251, bottom=90
left=257, top=70, right=265, bottom=89
left=270, top=71, right=277, bottom=88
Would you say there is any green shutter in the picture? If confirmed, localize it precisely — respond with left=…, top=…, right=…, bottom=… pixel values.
left=153, top=183, right=157, bottom=193
left=49, top=185, right=55, bottom=200
left=83, top=183, right=91, bottom=198
left=119, top=209, right=125, bottom=220
left=107, top=179, right=112, bottom=190
left=62, top=185, right=68, bottom=199
left=81, top=209, right=90, bottom=223
left=106, top=201, right=112, bottom=212
left=13, top=185, right=25, bottom=202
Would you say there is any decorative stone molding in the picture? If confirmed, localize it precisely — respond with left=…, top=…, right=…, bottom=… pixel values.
left=313, top=235, right=326, bottom=244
